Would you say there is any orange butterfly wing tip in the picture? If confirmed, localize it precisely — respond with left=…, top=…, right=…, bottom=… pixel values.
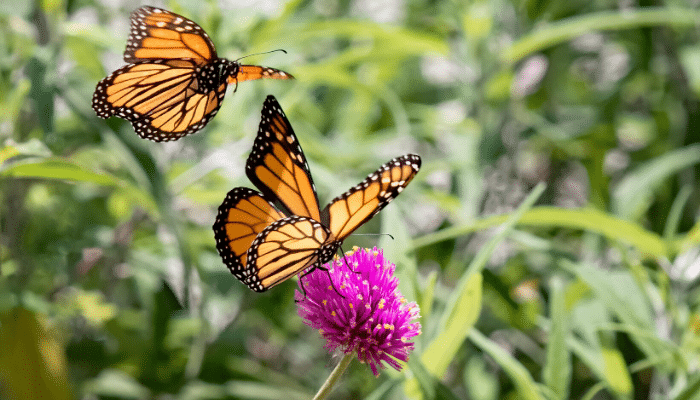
left=322, top=154, right=421, bottom=240
left=245, top=95, right=321, bottom=221
left=124, top=6, right=217, bottom=64
left=212, top=187, right=286, bottom=283
left=227, top=65, right=294, bottom=84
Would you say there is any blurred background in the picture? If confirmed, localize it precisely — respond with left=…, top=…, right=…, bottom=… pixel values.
left=2, top=0, right=700, bottom=398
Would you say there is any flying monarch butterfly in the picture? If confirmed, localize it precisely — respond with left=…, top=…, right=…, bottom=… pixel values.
left=92, top=6, right=293, bottom=142
left=212, top=95, right=421, bottom=292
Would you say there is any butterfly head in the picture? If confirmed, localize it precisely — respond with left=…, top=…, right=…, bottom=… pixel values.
left=196, top=58, right=232, bottom=93
left=319, top=238, right=342, bottom=265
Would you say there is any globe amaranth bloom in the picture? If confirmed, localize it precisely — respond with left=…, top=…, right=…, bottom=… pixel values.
left=295, top=247, right=421, bottom=376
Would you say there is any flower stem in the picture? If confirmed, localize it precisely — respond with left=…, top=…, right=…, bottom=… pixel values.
left=312, top=352, right=354, bottom=400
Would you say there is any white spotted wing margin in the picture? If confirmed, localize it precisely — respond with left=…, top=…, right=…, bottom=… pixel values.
left=91, top=59, right=225, bottom=142
left=212, top=187, right=286, bottom=283
left=321, top=154, right=421, bottom=242
left=124, top=6, right=217, bottom=64
left=245, top=95, right=322, bottom=222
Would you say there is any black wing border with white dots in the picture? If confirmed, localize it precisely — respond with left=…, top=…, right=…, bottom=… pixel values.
left=91, top=60, right=225, bottom=142
left=320, top=154, right=421, bottom=238
left=245, top=95, right=322, bottom=219
left=124, top=5, right=218, bottom=64
left=212, top=186, right=286, bottom=282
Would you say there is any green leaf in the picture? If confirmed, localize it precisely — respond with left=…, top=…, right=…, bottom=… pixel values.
left=82, top=369, right=150, bottom=399
left=61, top=21, right=122, bottom=52
left=405, top=183, right=546, bottom=398
left=408, top=356, right=436, bottom=400
left=464, top=356, right=499, bottom=400
left=565, top=261, right=678, bottom=371
left=680, top=47, right=700, bottom=96
left=417, top=270, right=438, bottom=321
left=0, top=140, right=51, bottom=165
left=64, top=36, right=105, bottom=78
left=2, top=158, right=118, bottom=185
left=225, top=381, right=312, bottom=400
left=469, top=329, right=544, bottom=400
left=404, top=273, right=483, bottom=398
left=570, top=263, right=653, bottom=330
left=425, top=272, right=482, bottom=373
left=26, top=57, right=55, bottom=133
left=380, top=203, right=418, bottom=300
left=1, top=158, right=159, bottom=216
left=673, top=374, right=700, bottom=400
left=503, top=8, right=700, bottom=64
left=612, top=144, right=700, bottom=220
left=0, top=78, right=30, bottom=128
left=543, top=277, right=571, bottom=400
left=413, top=207, right=669, bottom=258
left=0, top=308, right=72, bottom=400
left=408, top=357, right=464, bottom=400
left=297, top=20, right=448, bottom=56
left=601, top=346, right=633, bottom=397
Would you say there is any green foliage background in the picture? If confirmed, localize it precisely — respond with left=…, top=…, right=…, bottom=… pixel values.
left=2, top=0, right=700, bottom=398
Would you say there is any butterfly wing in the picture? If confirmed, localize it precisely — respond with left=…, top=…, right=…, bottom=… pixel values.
left=246, top=95, right=322, bottom=221
left=323, top=154, right=421, bottom=241
left=124, top=6, right=216, bottom=65
left=213, top=187, right=287, bottom=283
left=244, top=216, right=330, bottom=292
left=228, top=65, right=294, bottom=84
left=92, top=60, right=227, bottom=141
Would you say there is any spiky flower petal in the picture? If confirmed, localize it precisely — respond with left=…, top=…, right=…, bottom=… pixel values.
left=295, top=247, right=421, bottom=376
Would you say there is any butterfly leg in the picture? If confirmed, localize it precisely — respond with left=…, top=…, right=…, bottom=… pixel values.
left=295, top=267, right=314, bottom=301
left=337, top=245, right=362, bottom=275
left=314, top=262, right=346, bottom=299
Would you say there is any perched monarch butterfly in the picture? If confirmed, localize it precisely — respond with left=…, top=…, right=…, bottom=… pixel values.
left=212, top=95, right=421, bottom=292
left=92, top=6, right=293, bottom=142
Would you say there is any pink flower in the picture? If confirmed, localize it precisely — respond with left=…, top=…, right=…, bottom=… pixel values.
left=295, top=247, right=421, bottom=376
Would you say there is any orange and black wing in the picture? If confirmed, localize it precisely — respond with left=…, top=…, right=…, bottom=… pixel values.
left=246, top=95, right=322, bottom=221
left=124, top=6, right=217, bottom=65
left=92, top=60, right=226, bottom=141
left=244, top=216, right=329, bottom=292
left=228, top=65, right=294, bottom=84
left=322, top=154, right=421, bottom=241
left=213, top=187, right=287, bottom=283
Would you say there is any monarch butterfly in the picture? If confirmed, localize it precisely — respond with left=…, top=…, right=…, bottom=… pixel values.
left=212, top=95, right=421, bottom=292
left=92, top=6, right=293, bottom=142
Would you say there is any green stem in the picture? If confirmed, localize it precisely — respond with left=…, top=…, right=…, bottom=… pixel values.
left=503, top=7, right=700, bottom=63
left=312, top=352, right=354, bottom=400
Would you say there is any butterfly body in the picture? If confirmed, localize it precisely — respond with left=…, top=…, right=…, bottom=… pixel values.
left=93, top=6, right=293, bottom=141
left=193, top=59, right=234, bottom=94
left=213, top=95, right=421, bottom=292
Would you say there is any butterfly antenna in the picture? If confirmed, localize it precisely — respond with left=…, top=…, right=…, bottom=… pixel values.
left=234, top=49, right=288, bottom=63
left=350, top=232, right=395, bottom=240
